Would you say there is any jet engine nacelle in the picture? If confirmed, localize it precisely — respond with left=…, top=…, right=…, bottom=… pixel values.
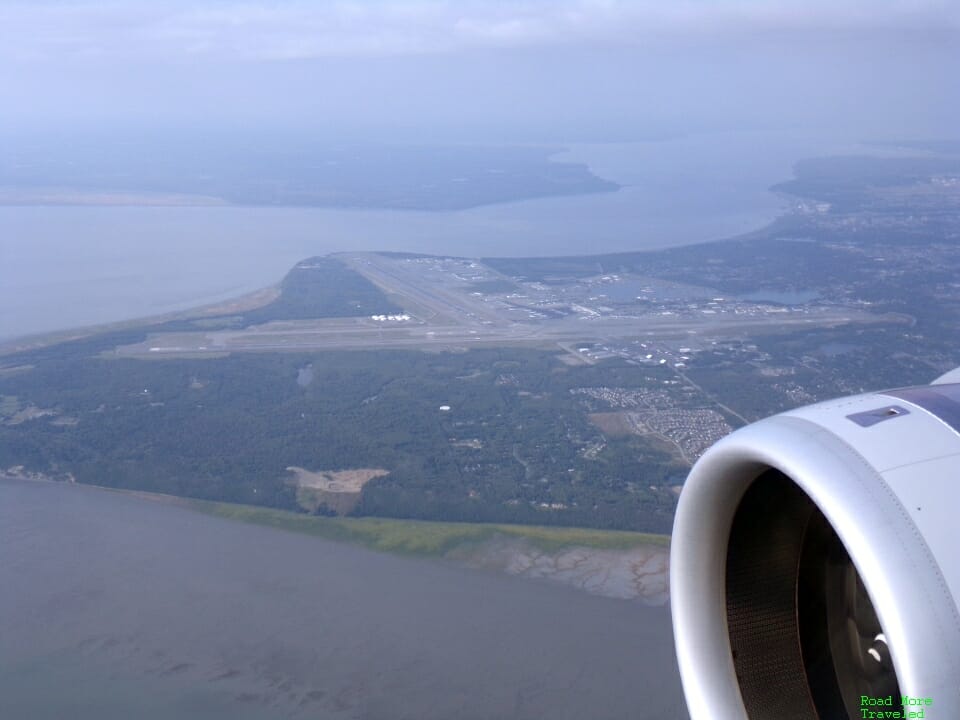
left=671, top=374, right=960, bottom=719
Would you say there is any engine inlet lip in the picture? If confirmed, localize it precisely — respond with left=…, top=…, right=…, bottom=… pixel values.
left=670, top=413, right=957, bottom=719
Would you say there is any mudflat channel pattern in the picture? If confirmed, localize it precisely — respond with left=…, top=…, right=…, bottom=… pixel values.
left=0, top=480, right=687, bottom=719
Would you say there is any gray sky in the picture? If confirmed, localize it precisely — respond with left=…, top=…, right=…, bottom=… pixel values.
left=2, top=0, right=958, bottom=142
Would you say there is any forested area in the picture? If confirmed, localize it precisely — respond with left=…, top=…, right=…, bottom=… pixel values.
left=12, top=156, right=956, bottom=536
left=238, top=257, right=401, bottom=324
left=771, top=155, right=960, bottom=213
left=149, top=256, right=402, bottom=335
left=0, top=348, right=684, bottom=532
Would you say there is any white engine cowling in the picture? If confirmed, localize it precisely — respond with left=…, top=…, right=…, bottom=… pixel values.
left=671, top=375, right=960, bottom=719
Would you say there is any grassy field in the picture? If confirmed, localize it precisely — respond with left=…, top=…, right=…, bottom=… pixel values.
left=186, top=499, right=669, bottom=557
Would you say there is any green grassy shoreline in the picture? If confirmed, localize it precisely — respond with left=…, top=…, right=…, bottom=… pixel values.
left=2, top=475, right=668, bottom=557
left=184, top=498, right=670, bottom=557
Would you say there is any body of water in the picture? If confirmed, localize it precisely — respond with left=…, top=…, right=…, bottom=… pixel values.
left=0, top=479, right=686, bottom=719
left=0, top=132, right=857, bottom=341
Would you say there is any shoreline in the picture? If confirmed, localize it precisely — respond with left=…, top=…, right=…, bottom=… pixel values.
left=0, top=136, right=810, bottom=343
left=0, top=473, right=671, bottom=603
left=0, top=284, right=280, bottom=356
left=0, top=213, right=786, bottom=356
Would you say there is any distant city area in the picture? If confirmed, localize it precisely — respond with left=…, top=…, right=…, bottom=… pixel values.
left=2, top=151, right=960, bottom=533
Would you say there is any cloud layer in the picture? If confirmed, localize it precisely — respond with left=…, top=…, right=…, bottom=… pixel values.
left=3, top=0, right=958, bottom=63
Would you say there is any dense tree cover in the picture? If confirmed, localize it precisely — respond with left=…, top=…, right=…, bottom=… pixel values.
left=772, top=155, right=960, bottom=213
left=152, top=257, right=401, bottom=335
left=238, top=257, right=401, bottom=324
left=0, top=348, right=684, bottom=533
left=484, top=234, right=853, bottom=293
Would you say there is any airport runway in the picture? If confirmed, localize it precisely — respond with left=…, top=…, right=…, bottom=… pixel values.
left=112, top=252, right=900, bottom=358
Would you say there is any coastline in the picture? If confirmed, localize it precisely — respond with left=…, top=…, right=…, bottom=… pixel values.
left=0, top=136, right=809, bottom=342
left=0, top=284, right=280, bottom=356
left=0, top=473, right=671, bottom=603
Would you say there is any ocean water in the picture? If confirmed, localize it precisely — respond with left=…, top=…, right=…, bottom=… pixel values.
left=0, top=133, right=852, bottom=341
left=0, top=479, right=686, bottom=720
